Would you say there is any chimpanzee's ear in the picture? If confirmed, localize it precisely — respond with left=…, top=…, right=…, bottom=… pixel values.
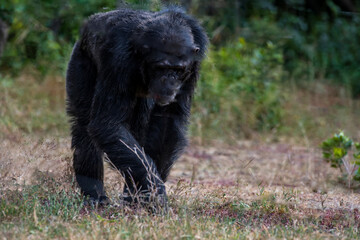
left=192, top=46, right=200, bottom=54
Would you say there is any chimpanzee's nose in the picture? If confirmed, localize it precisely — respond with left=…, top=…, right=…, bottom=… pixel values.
left=168, top=76, right=181, bottom=89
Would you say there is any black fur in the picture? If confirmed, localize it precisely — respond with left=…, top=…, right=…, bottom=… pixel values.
left=66, top=8, right=208, bottom=207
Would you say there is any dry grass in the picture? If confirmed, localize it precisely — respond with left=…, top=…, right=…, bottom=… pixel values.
left=1, top=135, right=359, bottom=239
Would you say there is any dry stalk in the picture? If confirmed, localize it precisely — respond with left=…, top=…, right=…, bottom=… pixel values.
left=100, top=139, right=167, bottom=209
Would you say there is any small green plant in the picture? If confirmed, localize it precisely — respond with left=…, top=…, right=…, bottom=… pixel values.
left=321, top=131, right=360, bottom=187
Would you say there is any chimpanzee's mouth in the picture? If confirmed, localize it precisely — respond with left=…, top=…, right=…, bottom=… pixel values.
left=153, top=93, right=176, bottom=106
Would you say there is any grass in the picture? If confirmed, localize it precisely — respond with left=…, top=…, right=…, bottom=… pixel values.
left=1, top=178, right=359, bottom=239
left=1, top=73, right=360, bottom=239
left=0, top=71, right=68, bottom=137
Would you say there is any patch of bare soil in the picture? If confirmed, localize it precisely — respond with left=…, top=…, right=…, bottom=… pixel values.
left=0, top=137, right=359, bottom=216
left=174, top=141, right=360, bottom=210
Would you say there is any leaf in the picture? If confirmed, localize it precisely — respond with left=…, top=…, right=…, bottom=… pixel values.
left=322, top=152, right=331, bottom=159
left=354, top=169, right=360, bottom=181
left=355, top=142, right=360, bottom=150
left=353, top=153, right=360, bottom=160
left=333, top=147, right=346, bottom=158
left=321, top=141, right=330, bottom=148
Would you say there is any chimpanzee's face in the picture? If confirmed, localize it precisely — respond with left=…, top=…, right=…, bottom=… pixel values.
left=142, top=32, right=199, bottom=106
left=147, top=65, right=186, bottom=106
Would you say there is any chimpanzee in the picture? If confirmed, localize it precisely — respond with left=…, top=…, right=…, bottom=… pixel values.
left=66, top=7, right=208, bottom=208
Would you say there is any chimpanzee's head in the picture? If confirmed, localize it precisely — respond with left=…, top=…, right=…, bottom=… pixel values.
left=132, top=14, right=201, bottom=106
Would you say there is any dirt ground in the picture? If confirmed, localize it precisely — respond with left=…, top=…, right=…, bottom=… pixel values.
left=1, top=136, right=359, bottom=216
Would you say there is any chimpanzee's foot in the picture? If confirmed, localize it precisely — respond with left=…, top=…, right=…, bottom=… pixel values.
left=83, top=195, right=110, bottom=207
left=119, top=189, right=168, bottom=213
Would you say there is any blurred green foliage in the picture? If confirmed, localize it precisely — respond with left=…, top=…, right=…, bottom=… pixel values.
left=278, top=12, right=360, bottom=98
left=0, top=0, right=116, bottom=74
left=192, top=37, right=284, bottom=138
left=190, top=0, right=360, bottom=97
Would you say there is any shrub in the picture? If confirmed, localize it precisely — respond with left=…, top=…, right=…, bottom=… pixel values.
left=192, top=38, right=285, bottom=139
left=321, top=132, right=360, bottom=187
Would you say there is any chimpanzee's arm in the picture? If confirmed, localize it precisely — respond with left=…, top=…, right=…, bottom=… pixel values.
left=145, top=99, right=190, bottom=181
left=145, top=67, right=198, bottom=181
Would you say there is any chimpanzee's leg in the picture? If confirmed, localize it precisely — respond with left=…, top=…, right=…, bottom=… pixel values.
left=71, top=123, right=108, bottom=204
